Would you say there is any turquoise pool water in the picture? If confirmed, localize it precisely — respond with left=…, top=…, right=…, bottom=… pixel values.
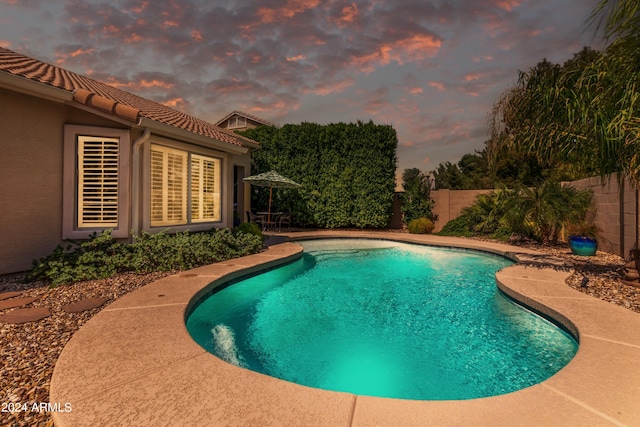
left=186, top=239, right=578, bottom=400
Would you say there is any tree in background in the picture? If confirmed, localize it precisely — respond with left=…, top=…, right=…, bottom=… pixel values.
left=488, top=48, right=604, bottom=185
left=431, top=149, right=493, bottom=189
left=400, top=168, right=436, bottom=224
left=488, top=0, right=640, bottom=183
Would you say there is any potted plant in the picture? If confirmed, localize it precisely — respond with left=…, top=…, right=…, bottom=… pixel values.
left=567, top=221, right=600, bottom=256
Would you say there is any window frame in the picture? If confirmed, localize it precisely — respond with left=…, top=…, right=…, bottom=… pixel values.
left=190, top=153, right=222, bottom=223
left=227, top=116, right=247, bottom=129
left=63, top=125, right=131, bottom=239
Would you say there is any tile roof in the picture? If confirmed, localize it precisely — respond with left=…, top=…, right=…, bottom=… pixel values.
left=0, top=47, right=259, bottom=149
left=215, top=110, right=277, bottom=127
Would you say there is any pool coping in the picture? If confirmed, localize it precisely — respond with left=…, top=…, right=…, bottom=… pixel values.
left=50, top=231, right=640, bottom=426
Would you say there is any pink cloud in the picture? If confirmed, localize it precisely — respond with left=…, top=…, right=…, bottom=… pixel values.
left=162, top=97, right=186, bottom=108
left=333, top=3, right=359, bottom=27
left=128, top=1, right=149, bottom=14
left=191, top=30, right=203, bottom=42
left=409, top=87, right=423, bottom=95
left=138, top=79, right=174, bottom=89
left=281, top=0, right=322, bottom=18
left=124, top=33, right=146, bottom=43
left=101, top=77, right=173, bottom=91
left=493, top=0, right=522, bottom=12
left=256, top=7, right=278, bottom=24
left=305, top=78, right=355, bottom=96
left=244, top=100, right=287, bottom=112
left=54, top=47, right=95, bottom=65
left=286, top=54, right=306, bottom=62
left=464, top=72, right=483, bottom=82
left=351, top=34, right=441, bottom=72
left=257, top=0, right=321, bottom=23
left=429, top=81, right=446, bottom=91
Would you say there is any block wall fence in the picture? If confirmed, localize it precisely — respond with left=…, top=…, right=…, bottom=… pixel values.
left=430, top=173, right=639, bottom=258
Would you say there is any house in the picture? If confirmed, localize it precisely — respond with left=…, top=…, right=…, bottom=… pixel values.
left=0, top=47, right=260, bottom=275
left=215, top=110, right=276, bottom=132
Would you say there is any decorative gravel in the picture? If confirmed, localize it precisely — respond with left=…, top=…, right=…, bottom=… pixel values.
left=0, top=238, right=638, bottom=426
left=0, top=271, right=172, bottom=427
left=510, top=241, right=640, bottom=313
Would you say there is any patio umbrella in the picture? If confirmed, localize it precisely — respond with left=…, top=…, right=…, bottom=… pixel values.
left=243, top=170, right=301, bottom=224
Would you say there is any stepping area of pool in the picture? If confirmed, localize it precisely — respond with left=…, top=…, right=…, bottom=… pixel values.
left=50, top=231, right=640, bottom=426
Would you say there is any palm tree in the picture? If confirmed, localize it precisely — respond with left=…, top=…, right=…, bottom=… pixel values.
left=503, top=182, right=593, bottom=244
left=489, top=0, right=639, bottom=265
left=489, top=0, right=639, bottom=179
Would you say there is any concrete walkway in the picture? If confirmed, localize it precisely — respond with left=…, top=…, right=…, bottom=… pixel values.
left=50, top=231, right=640, bottom=426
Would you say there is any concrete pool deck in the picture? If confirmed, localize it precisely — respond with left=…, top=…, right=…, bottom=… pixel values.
left=50, top=231, right=640, bottom=426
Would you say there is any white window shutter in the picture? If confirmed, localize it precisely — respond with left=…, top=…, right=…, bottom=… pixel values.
left=150, top=146, right=188, bottom=226
left=77, top=136, right=119, bottom=228
left=191, top=154, right=221, bottom=222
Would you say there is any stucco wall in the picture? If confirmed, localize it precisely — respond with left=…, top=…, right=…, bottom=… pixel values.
left=568, top=173, right=636, bottom=258
left=0, top=89, right=129, bottom=274
left=431, top=189, right=493, bottom=232
left=1, top=89, right=66, bottom=274
left=431, top=174, right=638, bottom=258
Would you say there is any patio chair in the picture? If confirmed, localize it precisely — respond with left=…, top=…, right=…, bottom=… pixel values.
left=278, top=212, right=292, bottom=231
left=247, top=211, right=264, bottom=229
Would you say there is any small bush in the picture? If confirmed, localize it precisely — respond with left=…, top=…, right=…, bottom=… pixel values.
left=26, top=228, right=264, bottom=286
left=438, top=214, right=475, bottom=236
left=233, top=222, right=264, bottom=240
left=408, top=217, right=435, bottom=234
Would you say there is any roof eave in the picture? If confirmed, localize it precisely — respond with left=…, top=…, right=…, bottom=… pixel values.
left=68, top=100, right=139, bottom=127
left=0, top=70, right=73, bottom=103
left=138, top=117, right=249, bottom=155
left=238, top=138, right=261, bottom=150
left=214, top=110, right=275, bottom=128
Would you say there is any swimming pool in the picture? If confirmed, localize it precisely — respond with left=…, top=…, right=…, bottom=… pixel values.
left=186, top=239, right=578, bottom=400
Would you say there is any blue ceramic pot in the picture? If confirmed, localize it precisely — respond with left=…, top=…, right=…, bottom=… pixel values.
left=568, top=235, right=597, bottom=256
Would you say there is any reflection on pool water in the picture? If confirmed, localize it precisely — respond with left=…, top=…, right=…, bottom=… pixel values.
left=187, top=239, right=578, bottom=400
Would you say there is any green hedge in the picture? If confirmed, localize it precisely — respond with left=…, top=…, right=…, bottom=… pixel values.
left=25, top=229, right=264, bottom=286
left=241, top=121, right=398, bottom=228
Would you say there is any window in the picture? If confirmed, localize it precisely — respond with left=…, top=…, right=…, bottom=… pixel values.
left=77, top=136, right=120, bottom=227
left=149, top=144, right=221, bottom=227
left=150, top=146, right=187, bottom=226
left=191, top=154, right=222, bottom=222
left=63, top=125, right=130, bottom=239
left=228, top=116, right=246, bottom=129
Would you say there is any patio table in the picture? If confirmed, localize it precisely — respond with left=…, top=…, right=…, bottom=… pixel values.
left=258, top=212, right=282, bottom=231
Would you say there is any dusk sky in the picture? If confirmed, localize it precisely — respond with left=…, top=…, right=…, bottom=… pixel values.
left=0, top=0, right=606, bottom=181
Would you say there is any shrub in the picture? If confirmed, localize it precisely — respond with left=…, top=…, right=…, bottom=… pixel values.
left=24, top=230, right=129, bottom=286
left=25, top=228, right=264, bottom=286
left=438, top=214, right=475, bottom=237
left=400, top=168, right=436, bottom=225
left=408, top=217, right=435, bottom=234
left=233, top=222, right=264, bottom=240
left=503, top=182, right=593, bottom=244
